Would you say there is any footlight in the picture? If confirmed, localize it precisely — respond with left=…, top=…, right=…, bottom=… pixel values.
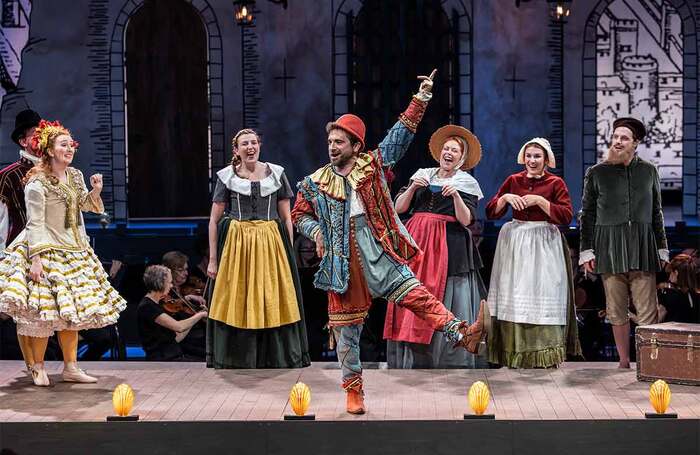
left=645, top=379, right=677, bottom=419
left=284, top=382, right=314, bottom=420
left=107, top=383, right=139, bottom=421
left=464, top=380, right=494, bottom=419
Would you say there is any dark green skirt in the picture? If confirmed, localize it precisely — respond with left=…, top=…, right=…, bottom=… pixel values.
left=206, top=217, right=311, bottom=369
left=593, top=222, right=660, bottom=274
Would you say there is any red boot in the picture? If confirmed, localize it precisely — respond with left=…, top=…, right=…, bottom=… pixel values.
left=458, top=300, right=485, bottom=354
left=343, top=375, right=366, bottom=415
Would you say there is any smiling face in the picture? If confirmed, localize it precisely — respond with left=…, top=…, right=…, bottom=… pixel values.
left=327, top=128, right=359, bottom=168
left=608, top=126, right=638, bottom=164
left=48, top=134, right=76, bottom=167
left=234, top=133, right=260, bottom=165
left=523, top=144, right=547, bottom=176
left=439, top=138, right=464, bottom=172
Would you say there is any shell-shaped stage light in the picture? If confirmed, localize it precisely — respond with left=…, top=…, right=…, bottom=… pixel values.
left=289, top=382, right=311, bottom=416
left=468, top=381, right=490, bottom=415
left=649, top=379, right=671, bottom=414
left=112, top=383, right=135, bottom=417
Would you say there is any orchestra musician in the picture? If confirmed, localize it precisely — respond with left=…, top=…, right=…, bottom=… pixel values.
left=159, top=251, right=207, bottom=359
left=137, top=265, right=207, bottom=361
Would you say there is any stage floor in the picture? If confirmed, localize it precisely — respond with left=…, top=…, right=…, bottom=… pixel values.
left=1, top=361, right=698, bottom=422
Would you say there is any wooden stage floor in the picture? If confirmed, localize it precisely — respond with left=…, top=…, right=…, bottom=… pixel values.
left=1, top=360, right=698, bottom=422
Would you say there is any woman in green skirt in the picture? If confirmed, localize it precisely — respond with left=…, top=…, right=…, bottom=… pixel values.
left=484, top=138, right=580, bottom=368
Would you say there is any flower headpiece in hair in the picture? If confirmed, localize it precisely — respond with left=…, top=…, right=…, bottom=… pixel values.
left=31, top=119, right=71, bottom=156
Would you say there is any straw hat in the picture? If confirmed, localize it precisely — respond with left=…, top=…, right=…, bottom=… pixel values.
left=428, top=125, right=481, bottom=170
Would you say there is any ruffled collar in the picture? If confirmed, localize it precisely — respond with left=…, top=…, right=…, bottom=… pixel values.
left=216, top=162, right=285, bottom=197
left=410, top=167, right=483, bottom=200
left=309, top=153, right=374, bottom=200
left=19, top=150, right=40, bottom=164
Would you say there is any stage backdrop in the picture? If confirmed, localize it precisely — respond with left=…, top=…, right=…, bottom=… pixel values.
left=0, top=0, right=698, bottom=221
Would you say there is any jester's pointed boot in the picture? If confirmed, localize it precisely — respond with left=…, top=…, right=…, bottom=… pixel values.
left=343, top=375, right=366, bottom=415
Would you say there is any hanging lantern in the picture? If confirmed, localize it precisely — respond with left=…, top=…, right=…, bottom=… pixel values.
left=649, top=379, right=671, bottom=414
left=234, top=0, right=254, bottom=25
left=112, top=383, right=135, bottom=417
left=289, top=382, right=311, bottom=416
left=548, top=1, right=572, bottom=21
left=468, top=381, right=490, bottom=416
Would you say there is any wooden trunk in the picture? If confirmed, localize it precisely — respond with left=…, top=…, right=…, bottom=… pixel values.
left=635, top=322, right=700, bottom=386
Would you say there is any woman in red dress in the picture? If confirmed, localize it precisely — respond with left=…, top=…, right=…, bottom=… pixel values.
left=485, top=138, right=580, bottom=368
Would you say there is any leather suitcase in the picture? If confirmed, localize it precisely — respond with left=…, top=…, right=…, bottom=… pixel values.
left=635, top=322, right=700, bottom=385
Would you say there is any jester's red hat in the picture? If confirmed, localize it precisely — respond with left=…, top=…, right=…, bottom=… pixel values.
left=326, top=114, right=366, bottom=151
left=31, top=120, right=72, bottom=157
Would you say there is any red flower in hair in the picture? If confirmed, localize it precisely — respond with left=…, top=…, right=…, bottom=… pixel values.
left=31, top=119, right=71, bottom=156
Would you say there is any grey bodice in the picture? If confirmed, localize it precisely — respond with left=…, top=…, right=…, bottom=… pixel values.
left=212, top=164, right=293, bottom=221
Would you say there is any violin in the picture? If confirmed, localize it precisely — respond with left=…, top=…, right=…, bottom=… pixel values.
left=181, top=274, right=206, bottom=298
left=160, top=286, right=207, bottom=318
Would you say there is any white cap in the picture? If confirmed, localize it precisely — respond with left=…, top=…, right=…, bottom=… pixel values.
left=517, top=137, right=556, bottom=169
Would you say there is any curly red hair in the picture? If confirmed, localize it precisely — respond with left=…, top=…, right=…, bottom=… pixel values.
left=24, top=120, right=73, bottom=184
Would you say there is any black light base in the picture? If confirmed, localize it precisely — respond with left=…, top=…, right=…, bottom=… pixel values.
left=284, top=414, right=315, bottom=420
left=645, top=412, right=678, bottom=419
left=463, top=414, right=495, bottom=420
left=106, top=415, right=140, bottom=421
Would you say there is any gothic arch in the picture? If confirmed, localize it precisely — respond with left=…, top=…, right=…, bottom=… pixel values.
left=581, top=0, right=698, bottom=215
left=108, top=0, right=225, bottom=220
left=331, top=0, right=473, bottom=128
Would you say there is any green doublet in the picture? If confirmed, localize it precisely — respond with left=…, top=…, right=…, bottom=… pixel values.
left=580, top=156, right=667, bottom=274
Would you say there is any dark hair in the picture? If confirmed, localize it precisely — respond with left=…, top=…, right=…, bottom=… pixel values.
left=667, top=254, right=696, bottom=291
left=162, top=251, right=189, bottom=270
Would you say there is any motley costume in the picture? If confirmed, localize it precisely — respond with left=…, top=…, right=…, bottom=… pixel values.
left=292, top=91, right=483, bottom=411
left=579, top=118, right=667, bottom=329
left=486, top=138, right=580, bottom=368
left=207, top=162, right=310, bottom=369
left=384, top=125, right=486, bottom=369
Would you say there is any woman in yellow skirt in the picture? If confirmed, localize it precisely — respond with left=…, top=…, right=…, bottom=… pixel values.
left=206, top=129, right=310, bottom=368
left=0, top=120, right=126, bottom=386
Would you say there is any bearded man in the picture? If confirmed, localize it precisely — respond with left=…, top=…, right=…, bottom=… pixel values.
left=579, top=117, right=668, bottom=369
left=292, top=70, right=484, bottom=414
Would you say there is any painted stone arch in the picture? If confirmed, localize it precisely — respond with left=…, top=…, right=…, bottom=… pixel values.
left=108, top=0, right=225, bottom=221
left=582, top=0, right=698, bottom=216
left=331, top=0, right=473, bottom=128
